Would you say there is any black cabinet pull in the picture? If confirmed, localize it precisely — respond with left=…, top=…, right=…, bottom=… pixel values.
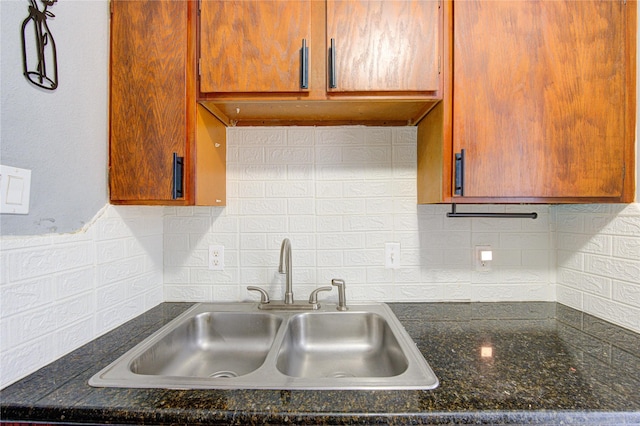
left=300, top=39, right=309, bottom=89
left=329, top=38, right=337, bottom=88
left=454, top=149, right=465, bottom=196
left=172, top=153, right=184, bottom=200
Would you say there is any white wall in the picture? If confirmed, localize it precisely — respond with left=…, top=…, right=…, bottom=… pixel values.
left=164, top=127, right=554, bottom=304
left=0, top=0, right=108, bottom=235
left=0, top=205, right=164, bottom=388
left=555, top=204, right=640, bottom=332
left=0, top=0, right=162, bottom=389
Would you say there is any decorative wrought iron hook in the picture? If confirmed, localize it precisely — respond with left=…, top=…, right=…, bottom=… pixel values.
left=21, top=0, right=58, bottom=90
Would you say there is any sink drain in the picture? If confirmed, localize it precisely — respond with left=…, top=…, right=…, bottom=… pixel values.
left=328, top=371, right=355, bottom=378
left=209, top=371, right=238, bottom=378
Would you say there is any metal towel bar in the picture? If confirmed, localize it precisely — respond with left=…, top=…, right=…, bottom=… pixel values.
left=446, top=203, right=537, bottom=219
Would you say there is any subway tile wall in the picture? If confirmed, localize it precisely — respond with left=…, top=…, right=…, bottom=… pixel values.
left=0, top=205, right=164, bottom=388
left=164, top=127, right=554, bottom=305
left=556, top=204, right=640, bottom=333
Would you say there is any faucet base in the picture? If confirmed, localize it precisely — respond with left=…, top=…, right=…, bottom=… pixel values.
left=257, top=301, right=322, bottom=311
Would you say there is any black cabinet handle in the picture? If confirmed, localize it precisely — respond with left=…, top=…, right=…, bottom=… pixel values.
left=172, top=153, right=184, bottom=200
left=329, top=38, right=337, bottom=88
left=454, top=149, right=465, bottom=196
left=300, top=39, right=309, bottom=89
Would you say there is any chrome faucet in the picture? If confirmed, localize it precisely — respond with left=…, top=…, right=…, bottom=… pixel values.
left=279, top=238, right=294, bottom=304
left=246, top=238, right=340, bottom=311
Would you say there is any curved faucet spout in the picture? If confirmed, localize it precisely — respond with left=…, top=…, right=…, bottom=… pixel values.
left=279, top=238, right=293, bottom=304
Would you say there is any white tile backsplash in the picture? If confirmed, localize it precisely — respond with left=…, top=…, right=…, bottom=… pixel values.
left=0, top=205, right=164, bottom=388
left=2, top=126, right=639, bottom=389
left=164, top=127, right=555, bottom=307
left=556, top=204, right=640, bottom=333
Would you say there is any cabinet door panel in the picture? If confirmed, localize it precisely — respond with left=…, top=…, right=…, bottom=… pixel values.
left=110, top=0, right=188, bottom=202
left=327, top=0, right=439, bottom=92
left=200, top=0, right=311, bottom=93
left=453, top=1, right=626, bottom=198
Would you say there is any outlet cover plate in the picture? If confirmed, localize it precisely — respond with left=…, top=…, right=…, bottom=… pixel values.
left=209, top=245, right=224, bottom=271
left=475, top=245, right=492, bottom=272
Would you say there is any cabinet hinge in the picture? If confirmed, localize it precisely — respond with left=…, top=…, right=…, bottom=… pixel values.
left=198, top=58, right=201, bottom=77
left=438, top=0, right=441, bottom=9
left=438, top=55, right=441, bottom=74
left=109, top=0, right=113, bottom=16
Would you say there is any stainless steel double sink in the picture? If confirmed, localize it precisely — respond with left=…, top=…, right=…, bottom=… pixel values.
left=89, top=302, right=439, bottom=390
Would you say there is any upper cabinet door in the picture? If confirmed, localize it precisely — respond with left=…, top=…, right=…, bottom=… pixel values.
left=200, top=0, right=312, bottom=93
left=327, top=0, right=440, bottom=93
left=453, top=0, right=629, bottom=199
left=110, top=0, right=191, bottom=203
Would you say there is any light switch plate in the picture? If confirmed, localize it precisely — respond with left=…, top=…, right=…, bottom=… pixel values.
left=0, top=165, right=31, bottom=214
left=385, top=242, right=401, bottom=269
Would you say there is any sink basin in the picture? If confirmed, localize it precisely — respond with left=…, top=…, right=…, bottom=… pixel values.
left=131, top=312, right=282, bottom=378
left=277, top=312, right=408, bottom=378
left=89, top=302, right=438, bottom=390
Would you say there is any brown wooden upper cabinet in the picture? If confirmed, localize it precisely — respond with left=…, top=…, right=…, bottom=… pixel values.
left=418, top=0, right=636, bottom=204
left=110, top=0, right=226, bottom=205
left=198, top=0, right=443, bottom=125
left=199, top=1, right=312, bottom=93
left=326, top=0, right=439, bottom=93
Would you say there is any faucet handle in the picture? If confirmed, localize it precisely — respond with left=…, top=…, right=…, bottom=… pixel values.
left=331, top=279, right=348, bottom=311
left=308, top=286, right=333, bottom=309
left=247, top=286, right=270, bottom=304
left=308, top=286, right=333, bottom=304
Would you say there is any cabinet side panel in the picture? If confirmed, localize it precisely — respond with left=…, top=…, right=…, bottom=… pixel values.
left=417, top=102, right=444, bottom=204
left=195, top=105, right=226, bottom=206
left=623, top=0, right=637, bottom=202
left=110, top=0, right=188, bottom=202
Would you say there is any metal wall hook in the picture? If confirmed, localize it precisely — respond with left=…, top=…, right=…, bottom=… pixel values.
left=446, top=204, right=537, bottom=219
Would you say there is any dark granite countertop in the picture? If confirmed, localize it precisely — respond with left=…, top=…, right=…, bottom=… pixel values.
left=1, top=302, right=639, bottom=425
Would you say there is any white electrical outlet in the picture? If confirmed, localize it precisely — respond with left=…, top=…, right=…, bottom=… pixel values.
left=385, top=242, right=401, bottom=269
left=475, top=245, right=492, bottom=272
left=209, top=245, right=224, bottom=270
